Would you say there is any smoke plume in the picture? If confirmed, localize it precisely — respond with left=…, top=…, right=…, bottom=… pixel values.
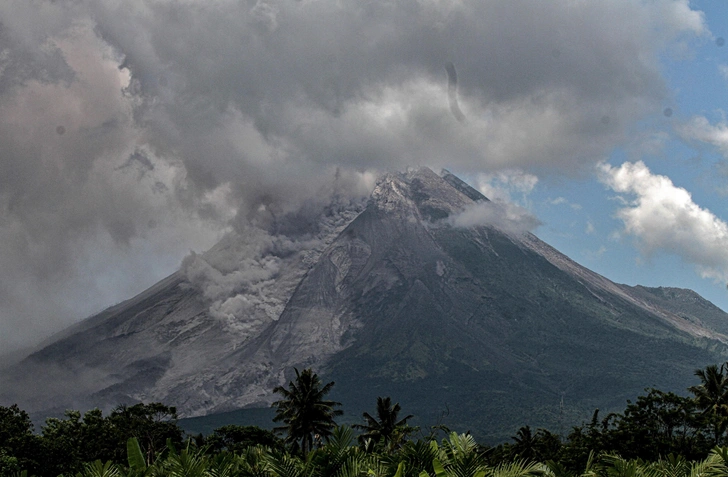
left=0, top=0, right=707, bottom=352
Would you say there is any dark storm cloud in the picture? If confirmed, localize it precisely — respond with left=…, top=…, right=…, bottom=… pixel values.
left=86, top=0, right=704, bottom=173
left=0, top=0, right=708, bottom=352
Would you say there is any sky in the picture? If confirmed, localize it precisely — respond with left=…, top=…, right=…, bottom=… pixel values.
left=1, top=0, right=728, bottom=354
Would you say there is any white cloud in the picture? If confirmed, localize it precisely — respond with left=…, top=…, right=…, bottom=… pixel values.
left=547, top=196, right=583, bottom=210
left=449, top=201, right=541, bottom=235
left=599, top=161, right=728, bottom=282
left=676, top=115, right=728, bottom=155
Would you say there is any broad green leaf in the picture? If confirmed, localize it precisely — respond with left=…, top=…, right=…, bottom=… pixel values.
left=127, top=437, right=147, bottom=472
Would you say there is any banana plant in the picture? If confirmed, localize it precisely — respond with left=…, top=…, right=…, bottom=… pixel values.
left=127, top=437, right=152, bottom=477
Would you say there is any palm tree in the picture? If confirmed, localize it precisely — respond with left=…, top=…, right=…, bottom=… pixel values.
left=354, top=397, right=415, bottom=451
left=271, top=368, right=343, bottom=456
left=511, top=426, right=538, bottom=461
left=688, top=363, right=728, bottom=445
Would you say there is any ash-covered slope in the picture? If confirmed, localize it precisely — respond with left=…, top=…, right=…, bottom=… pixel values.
left=4, top=168, right=728, bottom=441
left=1, top=196, right=366, bottom=416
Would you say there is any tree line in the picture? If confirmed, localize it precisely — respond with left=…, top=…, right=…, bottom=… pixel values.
left=4, top=363, right=728, bottom=476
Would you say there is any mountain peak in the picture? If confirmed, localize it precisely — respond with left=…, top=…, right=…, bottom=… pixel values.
left=4, top=169, right=728, bottom=442
left=370, top=172, right=416, bottom=214
left=370, top=167, right=475, bottom=221
left=441, top=169, right=489, bottom=203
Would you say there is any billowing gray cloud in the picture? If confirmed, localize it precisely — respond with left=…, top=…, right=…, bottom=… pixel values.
left=0, top=0, right=708, bottom=352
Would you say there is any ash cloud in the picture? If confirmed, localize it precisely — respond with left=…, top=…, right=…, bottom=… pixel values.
left=180, top=186, right=369, bottom=335
left=0, top=0, right=709, bottom=352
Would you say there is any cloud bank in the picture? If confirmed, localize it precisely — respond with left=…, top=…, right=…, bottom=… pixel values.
left=0, top=0, right=708, bottom=351
left=599, top=161, right=728, bottom=282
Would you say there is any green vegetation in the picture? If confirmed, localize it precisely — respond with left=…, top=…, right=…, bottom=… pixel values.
left=0, top=402, right=182, bottom=476
left=353, top=396, right=416, bottom=451
left=8, top=366, right=728, bottom=476
left=271, top=367, right=343, bottom=456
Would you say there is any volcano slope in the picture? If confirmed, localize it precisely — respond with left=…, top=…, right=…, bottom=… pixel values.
left=4, top=168, right=728, bottom=441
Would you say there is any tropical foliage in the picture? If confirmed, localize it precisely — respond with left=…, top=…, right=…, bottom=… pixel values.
left=0, top=402, right=182, bottom=476
left=8, top=364, right=728, bottom=476
left=14, top=432, right=728, bottom=477
left=271, top=368, right=343, bottom=456
left=688, top=363, right=728, bottom=445
left=355, top=397, right=416, bottom=452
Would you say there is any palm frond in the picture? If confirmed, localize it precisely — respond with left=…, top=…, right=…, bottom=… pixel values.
left=487, top=458, right=548, bottom=477
left=78, top=460, right=121, bottom=477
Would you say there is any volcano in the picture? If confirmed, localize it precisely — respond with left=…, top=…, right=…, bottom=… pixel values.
left=4, top=168, right=728, bottom=441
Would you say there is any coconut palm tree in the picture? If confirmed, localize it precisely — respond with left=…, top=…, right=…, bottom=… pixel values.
left=511, top=426, right=538, bottom=461
left=272, top=368, right=343, bottom=456
left=354, top=397, right=415, bottom=451
left=688, top=363, right=728, bottom=445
